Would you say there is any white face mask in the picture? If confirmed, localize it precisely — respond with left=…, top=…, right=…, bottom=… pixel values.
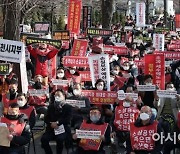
left=129, top=61, right=134, bottom=65
left=123, top=66, right=129, bottom=71
left=97, top=85, right=103, bottom=91
left=113, top=70, right=119, bottom=75
left=70, top=70, right=76, bottom=75
left=17, top=100, right=25, bottom=107
left=110, top=77, right=115, bottom=82
left=140, top=113, right=150, bottom=121
left=55, top=96, right=64, bottom=102
left=123, top=101, right=131, bottom=108
left=146, top=82, right=152, bottom=86
left=73, top=89, right=81, bottom=96
left=57, top=73, right=64, bottom=78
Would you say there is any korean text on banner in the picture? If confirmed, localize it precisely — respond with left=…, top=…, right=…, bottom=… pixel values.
left=82, top=6, right=92, bottom=31
left=153, top=34, right=164, bottom=51
left=136, top=2, right=146, bottom=27
left=0, top=39, right=24, bottom=63
left=144, top=54, right=165, bottom=90
left=175, top=14, right=180, bottom=28
left=67, top=0, right=82, bottom=34
left=63, top=56, right=89, bottom=67
left=71, top=39, right=88, bottom=56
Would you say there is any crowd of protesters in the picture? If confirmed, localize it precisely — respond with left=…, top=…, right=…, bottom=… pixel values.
left=0, top=15, right=180, bottom=154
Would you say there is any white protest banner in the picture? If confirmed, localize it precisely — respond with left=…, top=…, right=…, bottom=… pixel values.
left=137, top=85, right=156, bottom=91
left=136, top=2, right=146, bottom=27
left=0, top=39, right=24, bottom=63
left=65, top=99, right=86, bottom=108
left=157, top=90, right=177, bottom=98
left=153, top=34, right=165, bottom=51
left=54, top=124, right=65, bottom=135
left=76, top=129, right=101, bottom=139
left=117, top=91, right=138, bottom=101
left=28, top=89, right=48, bottom=96
left=51, top=79, right=69, bottom=86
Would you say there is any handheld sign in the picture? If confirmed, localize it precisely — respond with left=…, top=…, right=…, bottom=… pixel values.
left=28, top=89, right=48, bottom=96
left=0, top=63, right=10, bottom=75
left=65, top=100, right=86, bottom=108
left=51, top=79, right=69, bottom=86
left=87, top=28, right=113, bottom=36
left=157, top=90, right=177, bottom=98
left=137, top=85, right=156, bottom=91
left=54, top=124, right=65, bottom=135
left=76, top=129, right=101, bottom=139
left=117, top=91, right=138, bottom=101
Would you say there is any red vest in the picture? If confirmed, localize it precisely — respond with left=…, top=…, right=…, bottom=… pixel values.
left=114, top=106, right=139, bottom=131
left=20, top=106, right=34, bottom=119
left=0, top=117, right=25, bottom=136
left=79, top=120, right=108, bottom=151
left=130, top=121, right=158, bottom=151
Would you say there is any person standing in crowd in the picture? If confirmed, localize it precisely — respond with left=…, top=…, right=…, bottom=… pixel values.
left=0, top=103, right=31, bottom=154
left=67, top=83, right=91, bottom=129
left=126, top=106, right=163, bottom=154
left=41, top=89, right=72, bottom=154
left=72, top=106, right=111, bottom=154
left=27, top=43, right=60, bottom=86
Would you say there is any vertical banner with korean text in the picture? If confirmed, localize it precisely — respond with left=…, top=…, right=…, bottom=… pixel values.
left=88, top=54, right=110, bottom=91
left=175, top=14, right=180, bottom=28
left=145, top=54, right=165, bottom=89
left=82, top=6, right=92, bottom=31
left=153, top=34, right=165, bottom=51
left=67, top=0, right=82, bottom=35
left=70, top=39, right=88, bottom=56
left=136, top=3, right=145, bottom=27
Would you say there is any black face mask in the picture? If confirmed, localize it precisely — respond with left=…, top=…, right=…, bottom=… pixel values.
left=6, top=114, right=18, bottom=120
left=34, top=81, right=42, bottom=89
left=9, top=89, right=16, bottom=94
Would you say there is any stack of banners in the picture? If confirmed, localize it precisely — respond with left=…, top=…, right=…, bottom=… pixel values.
left=88, top=54, right=111, bottom=91
left=63, top=56, right=88, bottom=67
left=175, top=14, right=180, bottom=28
left=103, top=45, right=128, bottom=55
left=67, top=0, right=82, bottom=35
left=0, top=63, right=10, bottom=75
left=136, top=2, right=146, bottom=27
left=28, top=88, right=48, bottom=96
left=81, top=90, right=117, bottom=104
left=145, top=54, right=165, bottom=90
left=153, top=34, right=165, bottom=51
left=86, top=28, right=113, bottom=36
left=26, top=37, right=62, bottom=49
left=65, top=99, right=86, bottom=108
left=51, top=79, right=69, bottom=86
left=78, top=121, right=108, bottom=151
left=157, top=90, right=177, bottom=98
left=70, top=39, right=88, bottom=56
left=0, top=39, right=25, bottom=63
left=34, top=22, right=50, bottom=33
left=155, top=51, right=180, bottom=59
left=79, top=71, right=91, bottom=81
left=137, top=85, right=156, bottom=91
left=167, top=44, right=180, bottom=51
left=82, top=6, right=92, bottom=31
left=52, top=31, right=70, bottom=49
left=117, top=91, right=138, bottom=101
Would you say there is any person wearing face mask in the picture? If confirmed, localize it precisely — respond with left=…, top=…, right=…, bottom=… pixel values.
left=65, top=66, right=80, bottom=83
left=139, top=74, right=159, bottom=109
left=110, top=96, right=140, bottom=150
left=17, top=93, right=36, bottom=129
left=155, top=82, right=180, bottom=138
left=41, top=89, right=72, bottom=154
left=126, top=106, right=163, bottom=154
left=72, top=107, right=111, bottom=154
left=67, top=83, right=90, bottom=129
left=28, top=75, right=48, bottom=116
left=0, top=103, right=31, bottom=154
left=128, top=57, right=138, bottom=77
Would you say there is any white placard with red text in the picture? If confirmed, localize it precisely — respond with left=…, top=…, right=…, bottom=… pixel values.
left=136, top=3, right=146, bottom=27
left=76, top=129, right=101, bottom=139
left=153, top=34, right=164, bottom=51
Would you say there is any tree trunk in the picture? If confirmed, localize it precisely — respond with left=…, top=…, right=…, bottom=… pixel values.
left=164, top=0, right=167, bottom=26
left=3, top=0, right=20, bottom=41
left=146, top=0, right=149, bottom=24
left=101, top=0, right=115, bottom=29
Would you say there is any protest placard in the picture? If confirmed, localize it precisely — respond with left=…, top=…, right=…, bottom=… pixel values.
left=76, top=129, right=101, bottom=139
left=137, top=85, right=156, bottom=91
left=65, top=99, right=86, bottom=108
left=157, top=90, right=177, bottom=98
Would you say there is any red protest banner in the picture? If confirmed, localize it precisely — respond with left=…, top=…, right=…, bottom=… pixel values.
left=53, top=31, right=70, bottom=40
left=79, top=120, right=108, bottom=151
left=103, top=45, right=128, bottom=55
left=155, top=51, right=180, bottom=59
left=79, top=71, right=91, bottom=81
left=130, top=121, right=158, bottom=151
left=114, top=76, right=128, bottom=88
left=81, top=90, right=117, bottom=104
left=67, top=0, right=82, bottom=35
left=170, top=40, right=180, bottom=44
left=145, top=54, right=165, bottom=89
left=114, top=106, right=139, bottom=131
left=71, top=39, right=88, bottom=56
left=63, top=56, right=88, bottom=67
left=82, top=6, right=92, bottom=31
left=48, top=56, right=56, bottom=79
left=175, top=14, right=180, bottom=28
left=167, top=44, right=180, bottom=50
